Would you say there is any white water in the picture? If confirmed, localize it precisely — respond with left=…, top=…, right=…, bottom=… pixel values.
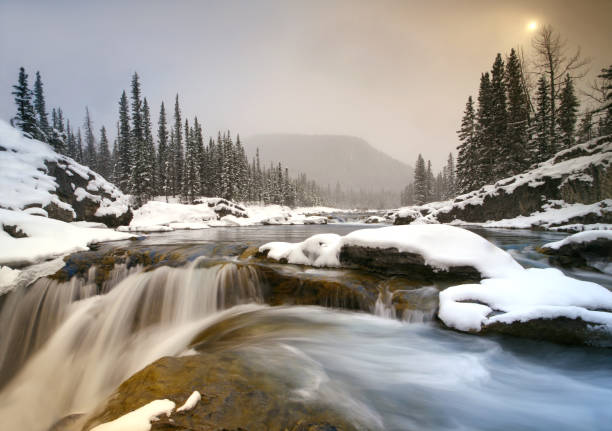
left=0, top=237, right=611, bottom=430
left=0, top=259, right=263, bottom=430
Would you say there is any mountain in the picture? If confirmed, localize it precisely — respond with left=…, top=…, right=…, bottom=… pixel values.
left=243, top=134, right=413, bottom=192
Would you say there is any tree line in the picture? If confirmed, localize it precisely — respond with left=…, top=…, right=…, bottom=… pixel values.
left=400, top=153, right=456, bottom=206
left=10, top=69, right=325, bottom=208
left=455, top=25, right=612, bottom=195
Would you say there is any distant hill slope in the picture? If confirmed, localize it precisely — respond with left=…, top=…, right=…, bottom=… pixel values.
left=244, top=134, right=413, bottom=192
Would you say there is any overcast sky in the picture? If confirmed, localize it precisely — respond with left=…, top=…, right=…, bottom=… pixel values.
left=1, top=0, right=610, bottom=169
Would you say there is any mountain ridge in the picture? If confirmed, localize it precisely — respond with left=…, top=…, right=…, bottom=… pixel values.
left=243, top=133, right=413, bottom=192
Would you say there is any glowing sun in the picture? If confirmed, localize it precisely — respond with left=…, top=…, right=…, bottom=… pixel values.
left=527, top=21, right=538, bottom=32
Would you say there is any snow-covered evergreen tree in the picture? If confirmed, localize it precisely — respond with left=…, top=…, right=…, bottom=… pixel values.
left=490, top=54, right=508, bottom=180
left=456, top=96, right=477, bottom=194
left=557, top=75, right=579, bottom=149
left=11, top=67, right=37, bottom=139
left=97, top=126, right=112, bottom=179
left=33, top=71, right=50, bottom=142
left=83, top=107, right=97, bottom=171
left=413, top=154, right=427, bottom=205
left=157, top=102, right=169, bottom=199
left=532, top=76, right=553, bottom=162
left=504, top=48, right=530, bottom=175
left=117, top=90, right=131, bottom=192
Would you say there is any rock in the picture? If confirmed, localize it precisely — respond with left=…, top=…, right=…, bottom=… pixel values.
left=196, top=197, right=248, bottom=218
left=539, top=237, right=612, bottom=272
left=2, top=223, right=27, bottom=238
left=338, top=245, right=482, bottom=282
left=45, top=160, right=132, bottom=227
left=482, top=316, right=612, bottom=347
left=82, top=353, right=358, bottom=431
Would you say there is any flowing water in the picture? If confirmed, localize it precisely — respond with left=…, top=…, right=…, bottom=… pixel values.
left=0, top=224, right=611, bottom=431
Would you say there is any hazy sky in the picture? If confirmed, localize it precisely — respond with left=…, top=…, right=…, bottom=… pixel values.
left=1, top=0, right=610, bottom=169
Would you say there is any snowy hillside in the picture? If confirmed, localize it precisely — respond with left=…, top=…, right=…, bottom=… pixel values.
left=391, top=136, right=612, bottom=231
left=0, top=119, right=131, bottom=226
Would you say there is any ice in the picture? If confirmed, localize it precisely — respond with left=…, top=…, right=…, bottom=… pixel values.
left=176, top=391, right=201, bottom=413
left=90, top=399, right=176, bottom=431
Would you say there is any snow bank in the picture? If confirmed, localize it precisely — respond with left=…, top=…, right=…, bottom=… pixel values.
left=439, top=268, right=612, bottom=332
left=390, top=137, right=612, bottom=230
left=543, top=230, right=612, bottom=250
left=90, top=399, right=175, bottom=431
left=0, top=266, right=20, bottom=290
left=0, top=209, right=135, bottom=267
left=260, top=225, right=522, bottom=278
left=124, top=200, right=337, bottom=231
left=0, top=119, right=129, bottom=221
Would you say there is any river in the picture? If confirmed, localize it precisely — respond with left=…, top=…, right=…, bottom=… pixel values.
left=0, top=224, right=610, bottom=431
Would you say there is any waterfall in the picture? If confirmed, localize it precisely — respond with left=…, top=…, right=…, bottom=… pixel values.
left=0, top=259, right=264, bottom=431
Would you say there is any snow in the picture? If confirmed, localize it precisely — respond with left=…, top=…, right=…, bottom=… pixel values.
left=0, top=266, right=20, bottom=290
left=260, top=225, right=523, bottom=278
left=543, top=230, right=612, bottom=250
left=0, top=208, right=135, bottom=267
left=124, top=200, right=339, bottom=231
left=0, top=119, right=129, bottom=220
left=438, top=267, right=612, bottom=333
left=176, top=391, right=201, bottom=413
left=90, top=399, right=176, bottom=431
left=390, top=137, right=612, bottom=231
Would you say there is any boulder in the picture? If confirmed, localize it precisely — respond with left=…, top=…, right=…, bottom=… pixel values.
left=539, top=235, right=612, bottom=272
left=338, top=245, right=482, bottom=282
left=82, top=353, right=358, bottom=431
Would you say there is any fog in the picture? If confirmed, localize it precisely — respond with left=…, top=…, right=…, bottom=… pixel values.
left=1, top=0, right=610, bottom=169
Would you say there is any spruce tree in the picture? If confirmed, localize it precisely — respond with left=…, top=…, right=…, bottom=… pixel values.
left=76, top=128, right=84, bottom=163
left=577, top=112, right=594, bottom=143
left=413, top=154, right=427, bottom=205
left=444, top=153, right=456, bottom=198
left=476, top=72, right=494, bottom=186
left=129, top=73, right=150, bottom=205
left=66, top=121, right=77, bottom=159
left=157, top=102, right=169, bottom=199
left=98, top=126, right=112, bottom=179
left=533, top=76, right=552, bottom=162
left=83, top=107, right=97, bottom=171
left=597, top=65, right=612, bottom=136
left=504, top=48, right=530, bottom=175
left=33, top=71, right=50, bottom=142
left=456, top=96, right=477, bottom=194
left=117, top=91, right=131, bottom=192
left=557, top=75, right=579, bottom=149
left=11, top=67, right=37, bottom=138
left=490, top=54, right=508, bottom=180
left=142, top=98, right=156, bottom=194
left=172, top=95, right=184, bottom=197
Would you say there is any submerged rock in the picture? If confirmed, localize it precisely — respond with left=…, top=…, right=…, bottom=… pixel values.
left=82, top=353, right=358, bottom=431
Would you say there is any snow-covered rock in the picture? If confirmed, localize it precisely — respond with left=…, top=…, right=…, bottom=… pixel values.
left=539, top=230, right=612, bottom=274
left=0, top=208, right=135, bottom=267
left=392, top=136, right=612, bottom=230
left=438, top=268, right=612, bottom=346
left=259, top=225, right=522, bottom=280
left=0, top=119, right=131, bottom=226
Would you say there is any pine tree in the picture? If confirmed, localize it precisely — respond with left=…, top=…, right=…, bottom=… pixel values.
left=476, top=72, right=494, bottom=186
left=157, top=102, right=169, bottom=199
left=49, top=107, right=67, bottom=154
left=504, top=48, right=530, bottom=175
left=532, top=76, right=553, bottom=162
left=444, top=153, right=456, bottom=198
left=33, top=71, right=50, bottom=142
left=66, top=121, right=77, bottom=159
left=11, top=67, right=37, bottom=138
left=557, top=75, right=579, bottom=149
left=97, top=126, right=112, bottom=179
left=172, top=95, right=184, bottom=197
left=456, top=96, right=477, bottom=193
left=76, top=128, right=84, bottom=163
left=577, top=112, right=594, bottom=143
left=142, top=98, right=156, bottom=194
left=490, top=54, right=508, bottom=180
left=117, top=91, right=131, bottom=192
left=413, top=154, right=427, bottom=205
left=425, top=160, right=434, bottom=203
left=83, top=107, right=97, bottom=171
left=597, top=65, right=612, bottom=136
left=129, top=73, right=150, bottom=205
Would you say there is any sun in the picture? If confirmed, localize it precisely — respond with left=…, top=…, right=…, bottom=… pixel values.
left=527, top=21, right=538, bottom=32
